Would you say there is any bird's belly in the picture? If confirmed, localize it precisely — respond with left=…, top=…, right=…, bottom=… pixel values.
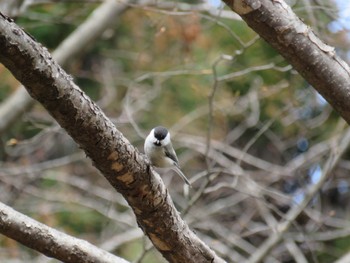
left=145, top=144, right=174, bottom=168
left=150, top=155, right=173, bottom=168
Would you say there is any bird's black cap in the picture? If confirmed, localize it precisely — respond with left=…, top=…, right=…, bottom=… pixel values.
left=154, top=126, right=168, bottom=140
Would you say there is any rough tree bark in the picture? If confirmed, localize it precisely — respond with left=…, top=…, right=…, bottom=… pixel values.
left=0, top=13, right=226, bottom=263
left=0, top=202, right=130, bottom=263
left=222, top=0, right=350, bottom=124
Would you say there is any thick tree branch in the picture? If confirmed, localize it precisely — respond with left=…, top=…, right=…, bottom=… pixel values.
left=222, top=0, right=350, bottom=124
left=0, top=13, right=225, bottom=263
left=0, top=202, right=129, bottom=263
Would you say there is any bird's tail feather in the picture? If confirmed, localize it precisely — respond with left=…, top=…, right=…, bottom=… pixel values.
left=173, top=166, right=191, bottom=186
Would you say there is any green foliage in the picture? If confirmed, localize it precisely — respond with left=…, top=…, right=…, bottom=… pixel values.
left=16, top=3, right=96, bottom=48
left=56, top=209, right=105, bottom=234
left=40, top=177, right=58, bottom=188
left=76, top=77, right=101, bottom=101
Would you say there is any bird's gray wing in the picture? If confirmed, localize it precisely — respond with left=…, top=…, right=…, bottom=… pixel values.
left=164, top=143, right=179, bottom=165
left=165, top=144, right=191, bottom=186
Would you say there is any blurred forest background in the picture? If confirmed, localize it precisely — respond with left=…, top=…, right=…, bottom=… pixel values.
left=1, top=0, right=350, bottom=262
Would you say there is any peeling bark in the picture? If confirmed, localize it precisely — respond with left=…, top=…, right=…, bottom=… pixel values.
left=0, top=13, right=225, bottom=263
left=223, top=0, right=350, bottom=124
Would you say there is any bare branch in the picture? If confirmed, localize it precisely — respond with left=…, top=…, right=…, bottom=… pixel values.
left=0, top=202, right=130, bottom=263
left=247, top=128, right=350, bottom=263
left=222, top=0, right=350, bottom=124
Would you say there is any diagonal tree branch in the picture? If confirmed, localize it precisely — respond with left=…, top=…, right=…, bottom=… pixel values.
left=0, top=13, right=226, bottom=263
left=0, top=202, right=130, bottom=263
left=222, top=0, right=350, bottom=124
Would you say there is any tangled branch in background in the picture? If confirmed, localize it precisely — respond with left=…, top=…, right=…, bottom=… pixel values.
left=1, top=0, right=350, bottom=262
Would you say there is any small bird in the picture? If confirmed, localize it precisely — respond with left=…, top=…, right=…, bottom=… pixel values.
left=144, top=126, right=191, bottom=186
